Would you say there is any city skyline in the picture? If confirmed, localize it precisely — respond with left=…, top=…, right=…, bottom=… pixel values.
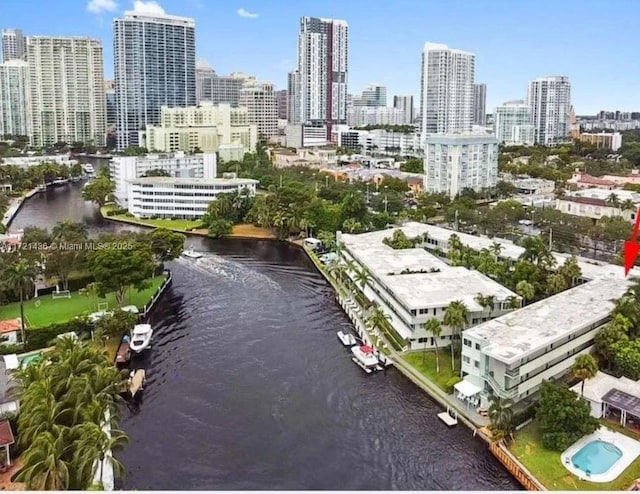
left=3, top=0, right=639, bottom=115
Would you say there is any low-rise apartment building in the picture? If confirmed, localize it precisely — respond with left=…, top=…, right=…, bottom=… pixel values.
left=577, top=132, right=623, bottom=151
left=555, top=188, right=639, bottom=222
left=127, top=176, right=258, bottom=219
left=110, top=152, right=217, bottom=207
left=337, top=225, right=519, bottom=350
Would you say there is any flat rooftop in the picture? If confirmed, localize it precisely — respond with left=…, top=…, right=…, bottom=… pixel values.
left=128, top=177, right=258, bottom=186
left=464, top=277, right=627, bottom=365
left=340, top=227, right=517, bottom=311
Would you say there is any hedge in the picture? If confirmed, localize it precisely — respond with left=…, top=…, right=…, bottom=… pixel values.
left=105, top=207, right=128, bottom=217
left=0, top=318, right=92, bottom=355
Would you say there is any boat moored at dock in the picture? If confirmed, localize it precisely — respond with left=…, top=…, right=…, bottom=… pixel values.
left=337, top=330, right=357, bottom=347
left=351, top=344, right=383, bottom=373
left=129, top=324, right=153, bottom=353
left=182, top=249, right=203, bottom=259
left=115, top=334, right=131, bottom=368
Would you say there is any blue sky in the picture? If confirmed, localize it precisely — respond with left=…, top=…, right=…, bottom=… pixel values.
left=3, top=0, right=639, bottom=114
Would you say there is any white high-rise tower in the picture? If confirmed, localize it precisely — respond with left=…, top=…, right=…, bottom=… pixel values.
left=527, top=76, right=571, bottom=146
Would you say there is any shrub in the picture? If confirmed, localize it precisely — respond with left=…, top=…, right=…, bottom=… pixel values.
left=105, top=207, right=127, bottom=217
left=513, top=403, right=537, bottom=426
left=0, top=319, right=92, bottom=355
left=444, top=376, right=462, bottom=394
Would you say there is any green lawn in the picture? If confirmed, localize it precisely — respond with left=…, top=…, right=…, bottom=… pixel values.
left=509, top=421, right=640, bottom=490
left=402, top=349, right=455, bottom=391
left=101, top=205, right=204, bottom=231
left=0, top=275, right=167, bottom=328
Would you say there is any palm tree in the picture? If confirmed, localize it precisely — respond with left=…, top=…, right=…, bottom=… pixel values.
left=4, top=260, right=37, bottom=347
left=605, top=192, right=621, bottom=209
left=546, top=273, right=568, bottom=295
left=572, top=354, right=599, bottom=396
left=354, top=266, right=371, bottom=290
left=488, top=395, right=514, bottom=438
left=15, top=431, right=71, bottom=490
left=444, top=300, right=468, bottom=371
left=506, top=295, right=521, bottom=310
left=424, top=318, right=442, bottom=372
left=490, top=241, right=503, bottom=261
left=475, top=293, right=496, bottom=317
left=559, top=256, right=582, bottom=287
left=621, top=199, right=636, bottom=215
left=516, top=280, right=535, bottom=305
left=366, top=306, right=391, bottom=345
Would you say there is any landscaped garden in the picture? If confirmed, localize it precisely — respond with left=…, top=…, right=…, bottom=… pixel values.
left=0, top=274, right=167, bottom=328
left=509, top=420, right=640, bottom=491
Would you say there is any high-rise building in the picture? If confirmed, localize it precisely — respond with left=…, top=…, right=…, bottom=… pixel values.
left=287, top=70, right=300, bottom=123
left=494, top=100, right=535, bottom=146
left=295, top=17, right=348, bottom=131
left=347, top=107, right=406, bottom=127
left=27, top=36, right=105, bottom=147
left=276, top=89, right=288, bottom=120
left=105, top=79, right=116, bottom=127
left=358, top=84, right=386, bottom=107
left=473, top=83, right=487, bottom=126
left=239, top=82, right=277, bottom=138
left=195, top=59, right=257, bottom=106
left=527, top=76, right=571, bottom=146
left=393, top=95, right=414, bottom=124
left=2, top=29, right=26, bottom=62
left=420, top=42, right=475, bottom=137
left=114, top=9, right=196, bottom=150
left=0, top=60, right=31, bottom=137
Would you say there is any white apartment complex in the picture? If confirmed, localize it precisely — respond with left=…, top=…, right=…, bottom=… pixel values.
left=141, top=102, right=257, bottom=156
left=555, top=188, right=639, bottom=222
left=409, top=223, right=635, bottom=406
left=2, top=29, right=26, bottom=62
left=527, top=76, right=571, bottom=146
left=473, top=83, right=486, bottom=126
left=494, top=100, right=535, bottom=146
left=2, top=154, right=77, bottom=167
left=353, top=84, right=387, bottom=107
left=284, top=124, right=328, bottom=148
left=239, top=83, right=278, bottom=138
left=294, top=17, right=348, bottom=130
left=114, top=10, right=196, bottom=150
left=420, top=42, right=475, bottom=136
left=578, top=132, right=623, bottom=151
left=109, top=152, right=216, bottom=207
left=127, top=176, right=258, bottom=219
left=195, top=59, right=257, bottom=106
left=347, top=107, right=407, bottom=127
left=337, top=224, right=519, bottom=351
left=27, top=36, right=106, bottom=147
left=337, top=128, right=422, bottom=156
left=424, top=133, right=499, bottom=197
left=0, top=60, right=30, bottom=137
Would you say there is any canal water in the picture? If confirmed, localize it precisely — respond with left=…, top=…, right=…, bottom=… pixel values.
left=9, top=180, right=520, bottom=490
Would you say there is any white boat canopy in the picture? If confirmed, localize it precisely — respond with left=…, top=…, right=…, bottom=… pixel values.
left=454, top=380, right=482, bottom=398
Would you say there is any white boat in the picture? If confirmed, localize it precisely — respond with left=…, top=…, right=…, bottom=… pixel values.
left=337, top=330, right=357, bottom=347
left=182, top=249, right=202, bottom=259
left=129, top=324, right=153, bottom=353
left=351, top=345, right=382, bottom=373
left=82, top=163, right=95, bottom=175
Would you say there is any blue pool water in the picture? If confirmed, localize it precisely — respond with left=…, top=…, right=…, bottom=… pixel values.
left=571, top=440, right=623, bottom=475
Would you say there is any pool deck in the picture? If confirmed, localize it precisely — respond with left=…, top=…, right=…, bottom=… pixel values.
left=561, top=426, right=640, bottom=483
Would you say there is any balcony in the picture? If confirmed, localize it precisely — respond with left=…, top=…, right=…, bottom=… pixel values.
left=484, top=372, right=518, bottom=400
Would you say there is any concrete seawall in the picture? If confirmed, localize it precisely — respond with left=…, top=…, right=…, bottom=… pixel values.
left=2, top=187, right=39, bottom=228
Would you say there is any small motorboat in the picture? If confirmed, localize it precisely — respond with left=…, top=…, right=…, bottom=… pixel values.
left=351, top=344, right=383, bottom=373
left=182, top=248, right=202, bottom=259
left=337, top=330, right=357, bottom=347
left=129, top=324, right=153, bottom=353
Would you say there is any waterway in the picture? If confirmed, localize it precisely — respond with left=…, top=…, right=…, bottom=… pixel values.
left=9, top=178, right=520, bottom=490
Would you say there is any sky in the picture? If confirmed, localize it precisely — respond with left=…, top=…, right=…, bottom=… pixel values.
left=2, top=0, right=639, bottom=114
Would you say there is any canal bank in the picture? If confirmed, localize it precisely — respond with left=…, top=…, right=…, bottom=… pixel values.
left=2, top=187, right=40, bottom=229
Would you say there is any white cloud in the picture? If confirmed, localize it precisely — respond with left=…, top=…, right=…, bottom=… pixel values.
left=87, top=0, right=118, bottom=14
left=131, top=0, right=166, bottom=15
left=237, top=7, right=259, bottom=19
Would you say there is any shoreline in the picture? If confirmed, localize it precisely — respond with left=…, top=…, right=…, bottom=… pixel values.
left=2, top=187, right=40, bottom=229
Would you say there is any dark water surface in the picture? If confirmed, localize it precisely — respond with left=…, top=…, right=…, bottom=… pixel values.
left=10, top=179, right=520, bottom=490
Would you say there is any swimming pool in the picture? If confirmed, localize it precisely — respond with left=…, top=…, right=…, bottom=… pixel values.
left=19, top=353, right=42, bottom=367
left=571, top=440, right=623, bottom=475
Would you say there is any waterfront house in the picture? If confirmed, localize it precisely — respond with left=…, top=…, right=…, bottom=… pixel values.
left=0, top=320, right=21, bottom=346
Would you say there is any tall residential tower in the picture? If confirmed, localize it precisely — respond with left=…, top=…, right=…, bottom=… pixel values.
left=0, top=60, right=31, bottom=137
left=473, top=83, right=487, bottom=126
left=113, top=9, right=196, bottom=150
left=294, top=17, right=348, bottom=131
left=27, top=36, right=105, bottom=147
left=2, top=29, right=26, bottom=62
left=527, top=76, right=571, bottom=146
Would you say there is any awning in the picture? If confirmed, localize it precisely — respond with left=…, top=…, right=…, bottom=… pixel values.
left=454, top=380, right=482, bottom=397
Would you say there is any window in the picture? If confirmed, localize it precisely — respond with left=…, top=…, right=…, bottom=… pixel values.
left=475, top=343, right=480, bottom=350
left=418, top=337, right=429, bottom=343
left=463, top=339, right=471, bottom=347
left=474, top=360, right=479, bottom=368
left=462, top=356, right=470, bottom=364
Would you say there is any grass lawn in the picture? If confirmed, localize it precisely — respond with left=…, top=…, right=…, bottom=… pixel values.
left=0, top=275, right=167, bottom=328
left=229, top=223, right=275, bottom=239
left=101, top=205, right=204, bottom=231
left=402, top=349, right=455, bottom=391
left=509, top=420, right=640, bottom=490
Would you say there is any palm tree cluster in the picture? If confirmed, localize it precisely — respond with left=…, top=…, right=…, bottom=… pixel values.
left=446, top=234, right=582, bottom=304
left=488, top=395, right=514, bottom=442
left=13, top=337, right=128, bottom=490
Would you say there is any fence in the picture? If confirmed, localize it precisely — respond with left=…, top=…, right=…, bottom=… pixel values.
left=489, top=441, right=546, bottom=491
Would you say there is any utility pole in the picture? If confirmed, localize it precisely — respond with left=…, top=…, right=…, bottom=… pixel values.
left=325, top=175, right=329, bottom=188
left=279, top=174, right=283, bottom=188
left=454, top=209, right=459, bottom=231
left=549, top=228, right=553, bottom=250
left=384, top=194, right=388, bottom=213
left=366, top=182, right=370, bottom=204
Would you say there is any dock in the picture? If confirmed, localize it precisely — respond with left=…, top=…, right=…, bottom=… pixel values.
left=122, top=369, right=146, bottom=398
left=438, top=407, right=458, bottom=427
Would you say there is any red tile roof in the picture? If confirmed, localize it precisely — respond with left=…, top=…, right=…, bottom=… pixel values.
left=0, top=320, right=20, bottom=335
left=577, top=174, right=616, bottom=186
left=565, top=196, right=606, bottom=207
